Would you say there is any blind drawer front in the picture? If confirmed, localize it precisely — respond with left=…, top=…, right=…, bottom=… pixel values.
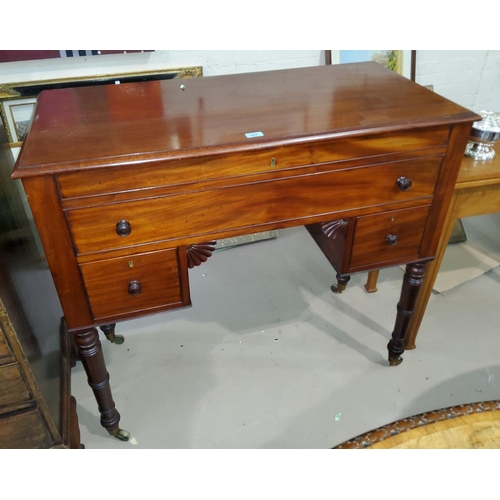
left=57, top=128, right=449, bottom=200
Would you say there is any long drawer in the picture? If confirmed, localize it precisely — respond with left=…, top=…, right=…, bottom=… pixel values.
left=66, top=156, right=442, bottom=256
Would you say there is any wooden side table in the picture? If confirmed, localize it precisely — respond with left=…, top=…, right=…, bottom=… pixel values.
left=405, top=153, right=500, bottom=349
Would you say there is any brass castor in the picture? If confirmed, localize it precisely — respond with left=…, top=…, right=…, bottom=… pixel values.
left=331, top=273, right=350, bottom=294
left=388, top=355, right=403, bottom=366
left=331, top=283, right=347, bottom=294
left=100, top=324, right=125, bottom=345
left=108, top=428, right=131, bottom=442
left=108, top=334, right=125, bottom=345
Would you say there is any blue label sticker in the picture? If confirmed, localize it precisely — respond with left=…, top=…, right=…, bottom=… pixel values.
left=245, top=131, right=264, bottom=138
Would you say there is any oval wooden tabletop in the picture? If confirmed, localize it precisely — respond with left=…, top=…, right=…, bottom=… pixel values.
left=371, top=410, right=500, bottom=449
left=334, top=401, right=500, bottom=449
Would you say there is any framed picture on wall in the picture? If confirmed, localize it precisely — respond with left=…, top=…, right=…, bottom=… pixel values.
left=329, top=50, right=414, bottom=80
left=0, top=96, right=37, bottom=144
left=0, top=50, right=153, bottom=63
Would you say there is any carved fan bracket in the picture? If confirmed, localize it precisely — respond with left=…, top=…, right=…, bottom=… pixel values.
left=186, top=241, right=217, bottom=268
left=320, top=219, right=349, bottom=239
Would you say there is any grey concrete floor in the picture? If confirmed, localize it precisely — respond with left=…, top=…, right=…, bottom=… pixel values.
left=71, top=214, right=500, bottom=449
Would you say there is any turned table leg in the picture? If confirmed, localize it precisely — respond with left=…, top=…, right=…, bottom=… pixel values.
left=73, top=328, right=130, bottom=441
left=387, top=262, right=427, bottom=366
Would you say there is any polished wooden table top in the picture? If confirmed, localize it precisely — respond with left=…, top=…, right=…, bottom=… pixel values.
left=13, top=62, right=475, bottom=178
left=457, top=153, right=500, bottom=188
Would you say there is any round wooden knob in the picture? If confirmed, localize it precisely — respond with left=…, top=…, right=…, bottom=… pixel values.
left=127, top=280, right=142, bottom=296
left=386, top=234, right=399, bottom=246
left=396, top=176, right=413, bottom=191
left=116, top=220, right=131, bottom=237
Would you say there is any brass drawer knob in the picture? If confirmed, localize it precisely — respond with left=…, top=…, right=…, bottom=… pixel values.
left=386, top=234, right=399, bottom=246
left=396, top=176, right=413, bottom=191
left=116, top=220, right=131, bottom=237
left=127, top=280, right=142, bottom=296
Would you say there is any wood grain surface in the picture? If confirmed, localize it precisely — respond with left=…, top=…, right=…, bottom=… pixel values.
left=371, top=411, right=500, bottom=449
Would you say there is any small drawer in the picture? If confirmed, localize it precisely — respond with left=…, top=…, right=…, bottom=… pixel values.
left=0, top=410, right=53, bottom=448
left=349, top=205, right=431, bottom=270
left=79, top=248, right=190, bottom=321
left=0, top=364, right=32, bottom=409
left=0, top=331, right=14, bottom=366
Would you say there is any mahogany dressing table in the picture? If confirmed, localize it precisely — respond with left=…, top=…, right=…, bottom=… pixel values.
left=11, top=63, right=478, bottom=440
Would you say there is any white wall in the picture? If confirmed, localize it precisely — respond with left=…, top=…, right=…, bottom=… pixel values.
left=416, top=50, right=500, bottom=112
left=0, top=50, right=325, bottom=83
left=1, top=50, right=498, bottom=113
